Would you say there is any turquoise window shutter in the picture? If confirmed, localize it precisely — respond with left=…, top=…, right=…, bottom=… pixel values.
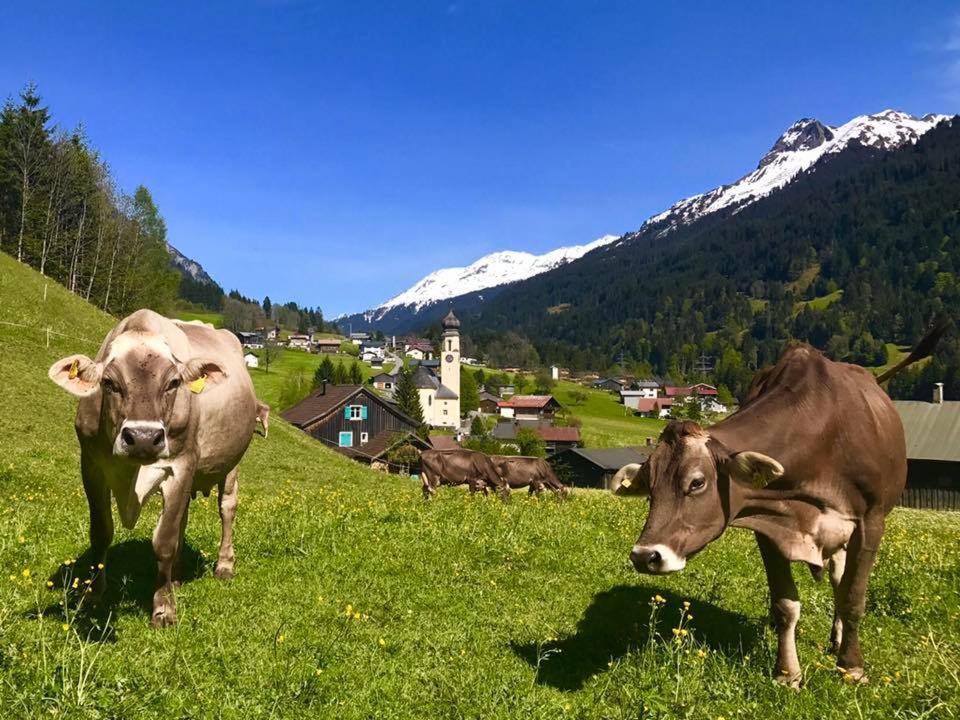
left=344, top=407, right=351, bottom=419
left=361, top=405, right=368, bottom=420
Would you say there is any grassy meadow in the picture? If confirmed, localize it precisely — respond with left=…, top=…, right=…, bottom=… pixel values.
left=553, top=380, right=666, bottom=447
left=1, top=253, right=959, bottom=719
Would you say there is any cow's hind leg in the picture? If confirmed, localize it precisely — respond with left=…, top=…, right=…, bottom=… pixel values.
left=835, top=515, right=885, bottom=682
left=215, top=468, right=239, bottom=580
left=81, top=452, right=113, bottom=600
left=827, top=547, right=847, bottom=654
left=757, top=534, right=802, bottom=687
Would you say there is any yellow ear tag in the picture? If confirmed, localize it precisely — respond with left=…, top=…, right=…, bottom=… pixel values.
left=620, top=478, right=632, bottom=488
left=189, top=375, right=207, bottom=394
left=68, top=359, right=79, bottom=380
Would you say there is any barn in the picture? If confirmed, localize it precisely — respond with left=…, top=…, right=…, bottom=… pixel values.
left=551, top=446, right=652, bottom=490
left=894, top=391, right=960, bottom=511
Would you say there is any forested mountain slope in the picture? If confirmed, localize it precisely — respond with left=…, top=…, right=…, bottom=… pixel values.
left=468, top=119, right=960, bottom=399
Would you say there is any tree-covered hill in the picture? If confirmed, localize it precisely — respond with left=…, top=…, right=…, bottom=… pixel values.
left=465, top=119, right=960, bottom=399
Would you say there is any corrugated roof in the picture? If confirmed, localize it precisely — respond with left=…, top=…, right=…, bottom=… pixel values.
left=894, top=401, right=960, bottom=462
left=281, top=385, right=363, bottom=427
left=564, top=446, right=652, bottom=470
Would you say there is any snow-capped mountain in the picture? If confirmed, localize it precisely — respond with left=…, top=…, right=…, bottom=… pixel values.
left=367, top=234, right=619, bottom=318
left=641, top=110, right=952, bottom=238
left=167, top=243, right=216, bottom=285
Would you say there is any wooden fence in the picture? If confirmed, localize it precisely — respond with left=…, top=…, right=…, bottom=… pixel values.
left=898, top=487, right=960, bottom=512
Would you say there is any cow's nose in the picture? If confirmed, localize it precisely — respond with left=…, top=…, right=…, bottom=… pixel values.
left=120, top=423, right=166, bottom=459
left=630, top=544, right=686, bottom=574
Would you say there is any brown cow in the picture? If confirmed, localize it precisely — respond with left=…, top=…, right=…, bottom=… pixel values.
left=491, top=455, right=568, bottom=496
left=48, top=309, right=262, bottom=627
left=420, top=449, right=507, bottom=499
left=613, top=323, right=946, bottom=686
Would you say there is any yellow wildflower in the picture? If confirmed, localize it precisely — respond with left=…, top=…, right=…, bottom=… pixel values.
left=61, top=623, right=70, bottom=632
left=21, top=568, right=30, bottom=579
left=378, top=638, right=386, bottom=647
left=46, top=580, right=53, bottom=588
left=97, top=563, right=104, bottom=570
left=277, top=634, right=285, bottom=644
left=682, top=600, right=690, bottom=609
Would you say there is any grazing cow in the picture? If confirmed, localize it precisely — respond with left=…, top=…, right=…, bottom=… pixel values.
left=491, top=455, right=568, bottom=496
left=48, top=309, right=262, bottom=627
left=613, top=323, right=946, bottom=685
left=420, top=449, right=507, bottom=499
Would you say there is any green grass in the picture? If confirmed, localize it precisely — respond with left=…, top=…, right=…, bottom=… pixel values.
left=797, top=289, right=844, bottom=314
left=171, top=309, right=225, bottom=327
left=1, top=252, right=959, bottom=719
left=553, top=381, right=667, bottom=447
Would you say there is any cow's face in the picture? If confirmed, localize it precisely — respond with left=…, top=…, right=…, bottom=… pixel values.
left=49, top=332, right=226, bottom=464
left=617, top=421, right=782, bottom=575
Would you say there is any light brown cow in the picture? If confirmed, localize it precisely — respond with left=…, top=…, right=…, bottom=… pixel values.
left=613, top=323, right=946, bottom=685
left=420, top=449, right=507, bottom=500
left=491, top=455, right=568, bottom=496
left=48, top=309, right=262, bottom=627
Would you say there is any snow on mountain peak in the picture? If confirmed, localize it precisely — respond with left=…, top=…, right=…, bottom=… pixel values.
left=373, top=234, right=619, bottom=315
left=644, top=109, right=952, bottom=237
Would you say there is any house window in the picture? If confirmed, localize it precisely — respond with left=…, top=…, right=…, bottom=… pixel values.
left=428, top=395, right=432, bottom=406
left=360, top=432, right=369, bottom=445
left=346, top=405, right=367, bottom=421
left=447, top=340, right=451, bottom=351
left=338, top=431, right=353, bottom=447
left=443, top=408, right=448, bottom=416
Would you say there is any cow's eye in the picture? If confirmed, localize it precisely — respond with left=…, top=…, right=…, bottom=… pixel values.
left=165, top=378, right=181, bottom=393
left=101, top=378, right=119, bottom=394
left=688, top=476, right=706, bottom=494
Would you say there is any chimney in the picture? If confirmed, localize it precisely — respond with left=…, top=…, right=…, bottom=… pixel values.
left=320, top=379, right=327, bottom=396
left=934, top=382, right=944, bottom=404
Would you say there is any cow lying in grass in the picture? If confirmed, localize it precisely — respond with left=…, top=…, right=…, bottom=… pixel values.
left=48, top=310, right=263, bottom=627
left=419, top=448, right=508, bottom=499
left=613, top=322, right=946, bottom=686
left=491, top=455, right=568, bottom=496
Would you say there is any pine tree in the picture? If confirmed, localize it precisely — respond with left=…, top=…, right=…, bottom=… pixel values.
left=395, top=366, right=424, bottom=426
left=349, top=360, right=363, bottom=385
left=459, top=366, right=479, bottom=415
left=332, top=360, right=349, bottom=385
left=263, top=296, right=272, bottom=317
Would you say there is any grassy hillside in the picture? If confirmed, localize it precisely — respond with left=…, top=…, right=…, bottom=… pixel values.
left=553, top=380, right=665, bottom=447
left=1, top=253, right=958, bottom=719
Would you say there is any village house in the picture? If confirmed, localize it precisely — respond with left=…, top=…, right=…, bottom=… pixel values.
left=491, top=420, right=581, bottom=456
left=243, top=352, right=259, bottom=369
left=282, top=384, right=428, bottom=466
left=551, top=446, right=652, bottom=490
left=478, top=390, right=503, bottom=415
left=893, top=383, right=960, bottom=511
left=287, top=334, right=312, bottom=351
left=405, top=341, right=434, bottom=361
left=485, top=380, right=515, bottom=397
left=372, top=372, right=397, bottom=396
left=593, top=377, right=625, bottom=393
left=632, top=397, right=673, bottom=418
left=349, top=332, right=370, bottom=345
left=314, top=337, right=341, bottom=354
left=234, top=330, right=264, bottom=348
left=664, top=383, right=728, bottom=414
left=497, top=395, right=562, bottom=421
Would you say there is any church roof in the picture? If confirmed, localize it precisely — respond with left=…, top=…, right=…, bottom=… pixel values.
left=435, top=384, right=459, bottom=400
left=442, top=309, right=461, bottom=330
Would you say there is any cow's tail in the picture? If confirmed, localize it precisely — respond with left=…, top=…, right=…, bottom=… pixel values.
left=876, top=314, right=951, bottom=384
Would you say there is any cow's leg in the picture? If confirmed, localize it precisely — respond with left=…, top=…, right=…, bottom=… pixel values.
left=81, top=451, right=112, bottom=599
left=421, top=470, right=435, bottom=500
left=215, top=468, right=239, bottom=580
left=151, top=477, right=191, bottom=628
left=835, top=515, right=884, bottom=681
left=757, top=534, right=802, bottom=687
left=827, top=547, right=847, bottom=653
left=172, top=502, right=190, bottom=587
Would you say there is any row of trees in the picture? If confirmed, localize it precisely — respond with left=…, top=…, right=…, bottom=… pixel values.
left=0, top=84, right=179, bottom=314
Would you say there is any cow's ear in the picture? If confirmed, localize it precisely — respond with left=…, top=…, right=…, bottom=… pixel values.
left=724, top=451, right=784, bottom=488
left=48, top=354, right=102, bottom=397
left=181, top=358, right=228, bottom=391
left=612, top=462, right=650, bottom=496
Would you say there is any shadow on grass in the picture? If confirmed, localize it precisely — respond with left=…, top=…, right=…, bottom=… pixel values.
left=510, top=584, right=759, bottom=691
left=26, top=538, right=208, bottom=640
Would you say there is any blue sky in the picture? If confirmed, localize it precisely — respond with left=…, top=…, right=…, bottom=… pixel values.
left=2, top=2, right=958, bottom=316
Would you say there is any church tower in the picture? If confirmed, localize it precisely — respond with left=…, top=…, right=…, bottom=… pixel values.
left=440, top=309, right=461, bottom=423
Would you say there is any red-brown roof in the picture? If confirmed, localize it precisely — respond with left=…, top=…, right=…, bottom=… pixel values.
left=535, top=426, right=580, bottom=442
left=497, top=395, right=556, bottom=409
left=634, top=398, right=673, bottom=413
left=664, top=385, right=718, bottom=397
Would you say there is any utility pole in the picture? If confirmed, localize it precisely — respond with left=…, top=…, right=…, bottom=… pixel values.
left=694, top=351, right=714, bottom=376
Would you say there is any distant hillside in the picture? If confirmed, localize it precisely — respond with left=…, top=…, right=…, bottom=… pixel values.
left=465, top=118, right=960, bottom=400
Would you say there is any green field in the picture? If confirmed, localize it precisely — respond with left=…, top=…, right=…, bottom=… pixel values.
left=171, top=309, right=225, bottom=327
left=1, top=253, right=959, bottom=719
left=553, top=380, right=666, bottom=447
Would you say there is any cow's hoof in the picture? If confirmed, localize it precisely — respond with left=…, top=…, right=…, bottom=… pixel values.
left=774, top=671, right=802, bottom=689
left=151, top=605, right=177, bottom=628
left=214, top=564, right=235, bottom=580
left=840, top=666, right=867, bottom=684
